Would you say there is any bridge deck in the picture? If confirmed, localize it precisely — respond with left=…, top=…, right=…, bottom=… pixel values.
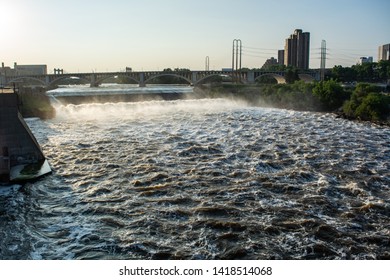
left=1, top=70, right=319, bottom=87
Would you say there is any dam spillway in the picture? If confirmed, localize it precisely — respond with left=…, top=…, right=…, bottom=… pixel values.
left=47, top=85, right=195, bottom=105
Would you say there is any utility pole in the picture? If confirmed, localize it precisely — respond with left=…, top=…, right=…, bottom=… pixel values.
left=320, top=40, right=326, bottom=81
left=232, top=39, right=242, bottom=83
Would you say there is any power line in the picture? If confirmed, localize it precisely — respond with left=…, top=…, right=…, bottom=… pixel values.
left=242, top=46, right=279, bottom=51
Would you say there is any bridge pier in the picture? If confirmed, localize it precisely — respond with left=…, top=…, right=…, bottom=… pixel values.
left=139, top=73, right=145, bottom=87
left=90, top=74, right=99, bottom=87
left=0, top=75, right=5, bottom=87
left=191, top=72, right=198, bottom=86
left=247, top=71, right=255, bottom=84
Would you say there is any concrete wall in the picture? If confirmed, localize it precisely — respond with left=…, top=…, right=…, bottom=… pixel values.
left=0, top=93, right=45, bottom=179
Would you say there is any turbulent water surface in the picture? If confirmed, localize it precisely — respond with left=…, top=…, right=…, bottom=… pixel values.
left=1, top=93, right=389, bottom=260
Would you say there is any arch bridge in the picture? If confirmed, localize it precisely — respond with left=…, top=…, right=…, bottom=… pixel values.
left=1, top=70, right=319, bottom=88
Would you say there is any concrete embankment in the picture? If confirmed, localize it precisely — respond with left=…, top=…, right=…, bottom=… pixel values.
left=18, top=87, right=55, bottom=119
left=0, top=92, right=51, bottom=182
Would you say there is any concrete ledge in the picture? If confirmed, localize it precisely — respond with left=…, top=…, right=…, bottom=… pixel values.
left=0, top=92, right=51, bottom=183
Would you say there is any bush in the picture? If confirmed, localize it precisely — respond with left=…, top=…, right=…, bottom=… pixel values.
left=313, top=80, right=349, bottom=111
left=355, top=93, right=390, bottom=121
left=342, top=83, right=390, bottom=122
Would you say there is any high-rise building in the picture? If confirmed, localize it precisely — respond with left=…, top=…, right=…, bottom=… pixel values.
left=358, top=57, right=373, bottom=64
left=378, top=44, right=390, bottom=61
left=278, top=50, right=285, bottom=65
left=284, top=29, right=310, bottom=69
left=262, top=57, right=278, bottom=69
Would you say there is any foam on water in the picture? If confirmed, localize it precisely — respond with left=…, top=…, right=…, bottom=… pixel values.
left=1, top=97, right=389, bottom=260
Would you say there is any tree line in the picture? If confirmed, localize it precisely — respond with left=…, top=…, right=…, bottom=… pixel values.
left=330, top=60, right=390, bottom=83
left=202, top=80, right=389, bottom=124
left=260, top=60, right=390, bottom=84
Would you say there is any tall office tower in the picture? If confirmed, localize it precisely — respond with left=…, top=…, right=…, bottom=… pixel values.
left=278, top=50, right=285, bottom=65
left=378, top=44, right=390, bottom=61
left=284, top=29, right=310, bottom=69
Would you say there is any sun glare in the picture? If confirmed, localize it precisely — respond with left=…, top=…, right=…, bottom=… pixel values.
left=0, top=3, right=19, bottom=31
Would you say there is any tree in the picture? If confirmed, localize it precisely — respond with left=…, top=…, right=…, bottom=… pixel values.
left=285, top=67, right=299, bottom=84
left=313, top=79, right=349, bottom=111
left=342, top=83, right=390, bottom=121
left=331, top=65, right=357, bottom=82
left=355, top=93, right=390, bottom=121
left=377, top=60, right=390, bottom=82
left=256, top=75, right=278, bottom=84
left=332, top=61, right=390, bottom=83
left=263, top=64, right=286, bottom=72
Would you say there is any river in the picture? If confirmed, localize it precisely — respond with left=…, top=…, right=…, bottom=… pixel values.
left=1, top=86, right=389, bottom=259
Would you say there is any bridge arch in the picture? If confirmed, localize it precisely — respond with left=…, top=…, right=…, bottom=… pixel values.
left=48, top=76, right=91, bottom=88
left=195, top=74, right=232, bottom=85
left=6, top=77, right=46, bottom=86
left=96, top=75, right=139, bottom=85
left=144, top=73, right=192, bottom=85
left=255, top=73, right=286, bottom=84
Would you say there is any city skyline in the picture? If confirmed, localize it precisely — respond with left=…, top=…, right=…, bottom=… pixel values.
left=1, top=0, right=389, bottom=73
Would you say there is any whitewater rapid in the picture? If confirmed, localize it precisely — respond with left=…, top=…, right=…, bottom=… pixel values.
left=1, top=97, right=389, bottom=259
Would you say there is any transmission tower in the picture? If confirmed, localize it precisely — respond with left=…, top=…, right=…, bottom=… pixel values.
left=232, top=39, right=242, bottom=83
left=320, top=40, right=327, bottom=81
left=205, top=56, right=210, bottom=71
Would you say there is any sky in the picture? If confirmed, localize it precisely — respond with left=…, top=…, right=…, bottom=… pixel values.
left=1, top=0, right=389, bottom=73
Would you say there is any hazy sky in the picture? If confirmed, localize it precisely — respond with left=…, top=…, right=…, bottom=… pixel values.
left=1, top=0, right=389, bottom=73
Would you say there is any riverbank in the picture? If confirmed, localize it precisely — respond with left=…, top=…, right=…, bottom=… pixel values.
left=195, top=83, right=321, bottom=111
left=194, top=82, right=390, bottom=126
left=17, top=87, right=55, bottom=119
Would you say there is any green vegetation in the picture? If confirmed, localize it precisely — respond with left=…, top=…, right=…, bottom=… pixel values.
left=258, top=81, right=318, bottom=111
left=18, top=87, right=55, bottom=119
left=313, top=79, right=350, bottom=111
left=330, top=60, right=390, bottom=83
left=198, top=80, right=389, bottom=124
left=343, top=83, right=390, bottom=122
